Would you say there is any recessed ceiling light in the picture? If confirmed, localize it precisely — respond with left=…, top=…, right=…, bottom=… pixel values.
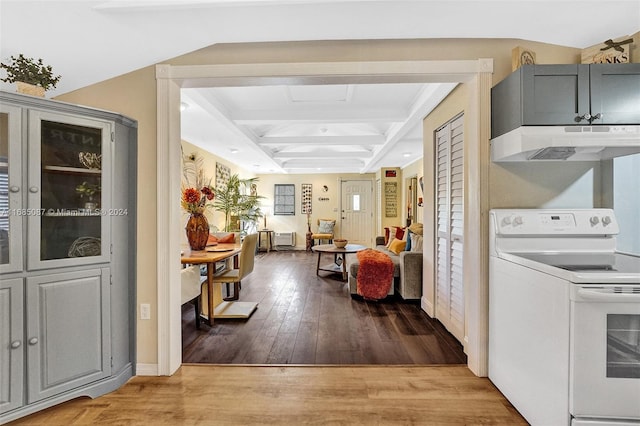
left=180, top=102, right=189, bottom=111
left=403, top=152, right=411, bottom=158
left=229, top=148, right=239, bottom=154
left=253, top=164, right=260, bottom=168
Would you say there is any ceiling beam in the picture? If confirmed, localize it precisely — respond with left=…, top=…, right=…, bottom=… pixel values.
left=363, top=82, right=458, bottom=172
left=257, top=135, right=385, bottom=145
left=281, top=158, right=364, bottom=167
left=273, top=151, right=373, bottom=159
left=231, top=107, right=406, bottom=123
left=183, top=90, right=284, bottom=171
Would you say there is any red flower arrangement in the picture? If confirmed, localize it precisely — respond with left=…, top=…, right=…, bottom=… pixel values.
left=181, top=185, right=215, bottom=214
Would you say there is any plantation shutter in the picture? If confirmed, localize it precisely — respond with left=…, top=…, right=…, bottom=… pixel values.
left=434, top=113, right=465, bottom=343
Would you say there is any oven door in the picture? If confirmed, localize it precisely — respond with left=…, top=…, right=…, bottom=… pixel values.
left=570, top=285, right=640, bottom=420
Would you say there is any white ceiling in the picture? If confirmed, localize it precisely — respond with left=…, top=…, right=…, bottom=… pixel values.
left=2, top=0, right=638, bottom=174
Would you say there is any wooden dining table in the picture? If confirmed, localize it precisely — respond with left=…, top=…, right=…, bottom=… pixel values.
left=181, top=243, right=241, bottom=325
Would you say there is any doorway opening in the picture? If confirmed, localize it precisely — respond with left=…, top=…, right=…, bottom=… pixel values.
left=157, top=59, right=492, bottom=376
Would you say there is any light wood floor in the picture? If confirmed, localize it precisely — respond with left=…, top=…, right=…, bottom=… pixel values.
left=9, top=365, right=527, bottom=425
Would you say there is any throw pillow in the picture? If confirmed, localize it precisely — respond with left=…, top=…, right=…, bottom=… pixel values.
left=384, top=227, right=390, bottom=245
left=408, top=222, right=423, bottom=236
left=410, top=233, right=423, bottom=252
left=207, top=234, right=218, bottom=245
left=389, top=238, right=406, bottom=255
left=405, top=229, right=412, bottom=252
left=386, top=226, right=405, bottom=247
left=318, top=220, right=335, bottom=234
left=217, top=233, right=235, bottom=243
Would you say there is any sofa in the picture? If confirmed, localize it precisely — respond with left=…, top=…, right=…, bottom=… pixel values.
left=348, top=224, right=423, bottom=300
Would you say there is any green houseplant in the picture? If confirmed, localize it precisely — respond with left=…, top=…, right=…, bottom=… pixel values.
left=75, top=181, right=101, bottom=209
left=214, top=174, right=264, bottom=232
left=1, top=54, right=62, bottom=95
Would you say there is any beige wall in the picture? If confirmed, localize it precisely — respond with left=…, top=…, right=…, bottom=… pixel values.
left=54, top=37, right=590, bottom=366
left=56, top=66, right=159, bottom=364
left=256, top=173, right=375, bottom=248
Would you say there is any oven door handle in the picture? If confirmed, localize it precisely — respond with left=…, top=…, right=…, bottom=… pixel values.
left=578, top=288, right=640, bottom=302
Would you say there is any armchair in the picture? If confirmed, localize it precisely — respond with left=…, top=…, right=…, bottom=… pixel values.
left=311, top=219, right=335, bottom=246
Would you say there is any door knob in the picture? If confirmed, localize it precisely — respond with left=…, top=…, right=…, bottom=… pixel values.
left=9, top=186, right=20, bottom=193
left=11, top=340, right=21, bottom=349
left=29, top=186, right=39, bottom=193
left=28, top=337, right=38, bottom=345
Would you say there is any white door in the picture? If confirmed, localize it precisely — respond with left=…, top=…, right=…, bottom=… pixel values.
left=435, top=113, right=465, bottom=343
left=340, top=180, right=373, bottom=247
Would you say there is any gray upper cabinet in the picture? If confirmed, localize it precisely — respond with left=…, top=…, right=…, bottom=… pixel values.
left=492, top=64, right=640, bottom=138
left=0, top=91, right=136, bottom=423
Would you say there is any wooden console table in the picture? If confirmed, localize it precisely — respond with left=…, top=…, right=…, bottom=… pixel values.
left=181, top=243, right=241, bottom=324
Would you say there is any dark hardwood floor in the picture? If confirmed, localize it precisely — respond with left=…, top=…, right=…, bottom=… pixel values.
left=182, top=249, right=467, bottom=365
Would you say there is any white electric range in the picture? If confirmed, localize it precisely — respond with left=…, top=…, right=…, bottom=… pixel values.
left=488, top=209, right=640, bottom=426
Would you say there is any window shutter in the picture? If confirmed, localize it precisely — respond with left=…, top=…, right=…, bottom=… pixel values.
left=434, top=114, right=465, bottom=343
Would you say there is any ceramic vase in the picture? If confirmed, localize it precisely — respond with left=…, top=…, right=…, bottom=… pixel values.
left=185, top=213, right=209, bottom=250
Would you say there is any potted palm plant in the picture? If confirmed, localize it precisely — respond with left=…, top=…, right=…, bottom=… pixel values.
left=214, top=174, right=264, bottom=233
left=1, top=54, right=61, bottom=96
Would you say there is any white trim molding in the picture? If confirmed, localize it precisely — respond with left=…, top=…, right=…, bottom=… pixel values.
left=135, top=363, right=159, bottom=376
left=156, top=58, right=493, bottom=377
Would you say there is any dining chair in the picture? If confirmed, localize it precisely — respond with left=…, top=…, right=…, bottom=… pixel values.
left=212, top=233, right=258, bottom=301
left=181, top=265, right=206, bottom=329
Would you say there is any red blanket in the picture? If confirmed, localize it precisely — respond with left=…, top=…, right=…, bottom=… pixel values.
left=356, top=249, right=394, bottom=300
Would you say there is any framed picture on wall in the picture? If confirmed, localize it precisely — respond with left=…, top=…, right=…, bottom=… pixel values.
left=301, top=183, right=312, bottom=214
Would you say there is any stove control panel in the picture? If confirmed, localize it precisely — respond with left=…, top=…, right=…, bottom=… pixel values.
left=492, top=209, right=619, bottom=236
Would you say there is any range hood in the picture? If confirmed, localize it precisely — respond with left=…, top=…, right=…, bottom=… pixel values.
left=491, top=125, right=640, bottom=162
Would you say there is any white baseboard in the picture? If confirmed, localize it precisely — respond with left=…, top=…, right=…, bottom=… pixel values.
left=421, top=296, right=434, bottom=317
left=136, top=363, right=159, bottom=376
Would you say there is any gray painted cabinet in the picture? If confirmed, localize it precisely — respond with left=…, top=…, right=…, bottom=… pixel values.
left=492, top=64, right=640, bottom=138
left=0, top=91, right=136, bottom=423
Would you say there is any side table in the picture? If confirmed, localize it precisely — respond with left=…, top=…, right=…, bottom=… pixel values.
left=257, top=229, right=275, bottom=252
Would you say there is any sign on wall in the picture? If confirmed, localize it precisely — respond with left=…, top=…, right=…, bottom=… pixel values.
left=384, top=181, right=397, bottom=218
left=581, top=36, right=633, bottom=64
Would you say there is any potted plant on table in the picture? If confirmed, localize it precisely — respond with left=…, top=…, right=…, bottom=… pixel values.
left=0, top=54, right=61, bottom=97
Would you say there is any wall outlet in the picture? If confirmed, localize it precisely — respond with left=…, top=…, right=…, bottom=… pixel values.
left=140, top=303, right=151, bottom=320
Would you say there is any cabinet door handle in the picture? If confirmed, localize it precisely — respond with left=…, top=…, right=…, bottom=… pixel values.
left=29, top=186, right=39, bottom=193
left=590, top=113, right=602, bottom=121
left=28, top=337, right=38, bottom=345
left=9, top=186, right=20, bottom=193
left=11, top=340, right=22, bottom=349
left=576, top=113, right=591, bottom=122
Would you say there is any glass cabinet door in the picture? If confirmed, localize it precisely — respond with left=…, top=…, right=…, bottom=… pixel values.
left=0, top=104, right=23, bottom=274
left=27, top=110, right=111, bottom=270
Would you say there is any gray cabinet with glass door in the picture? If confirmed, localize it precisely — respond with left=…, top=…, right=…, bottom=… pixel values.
left=0, top=91, right=137, bottom=423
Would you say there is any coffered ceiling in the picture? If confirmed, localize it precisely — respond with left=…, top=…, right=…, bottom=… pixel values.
left=181, top=82, right=457, bottom=174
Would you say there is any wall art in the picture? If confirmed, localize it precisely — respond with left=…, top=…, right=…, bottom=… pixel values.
left=301, top=183, right=312, bottom=214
